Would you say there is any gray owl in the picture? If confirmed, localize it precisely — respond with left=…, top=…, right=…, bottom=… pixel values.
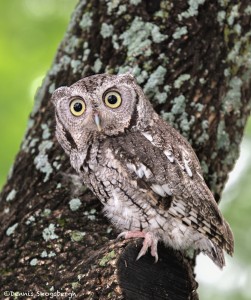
left=52, top=73, right=234, bottom=268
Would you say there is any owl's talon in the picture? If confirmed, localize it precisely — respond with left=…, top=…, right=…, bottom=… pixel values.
left=117, top=231, right=132, bottom=240
left=116, top=232, right=126, bottom=240
left=137, top=232, right=159, bottom=262
left=117, top=230, right=146, bottom=240
left=118, top=231, right=159, bottom=262
left=150, top=239, right=159, bottom=263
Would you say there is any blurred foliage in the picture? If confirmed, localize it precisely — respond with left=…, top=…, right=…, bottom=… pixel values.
left=197, top=134, right=251, bottom=300
left=0, top=1, right=250, bottom=299
left=0, top=0, right=77, bottom=187
left=245, top=117, right=251, bottom=137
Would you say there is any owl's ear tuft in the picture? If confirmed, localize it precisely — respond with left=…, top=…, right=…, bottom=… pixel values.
left=118, top=72, right=135, bottom=82
left=51, top=86, right=68, bottom=105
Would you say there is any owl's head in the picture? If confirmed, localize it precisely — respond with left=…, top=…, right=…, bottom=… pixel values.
left=52, top=73, right=153, bottom=153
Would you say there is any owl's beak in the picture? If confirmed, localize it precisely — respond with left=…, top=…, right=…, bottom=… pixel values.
left=94, top=112, right=102, bottom=131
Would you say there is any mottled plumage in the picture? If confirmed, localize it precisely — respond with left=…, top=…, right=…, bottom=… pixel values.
left=52, top=73, right=234, bottom=268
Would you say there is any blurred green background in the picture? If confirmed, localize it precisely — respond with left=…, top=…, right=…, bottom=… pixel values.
left=0, top=1, right=250, bottom=299
left=0, top=0, right=78, bottom=187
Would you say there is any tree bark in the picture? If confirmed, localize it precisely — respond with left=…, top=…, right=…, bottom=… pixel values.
left=0, top=0, right=250, bottom=299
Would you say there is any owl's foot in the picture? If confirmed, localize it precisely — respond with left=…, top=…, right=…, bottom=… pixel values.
left=117, top=231, right=159, bottom=263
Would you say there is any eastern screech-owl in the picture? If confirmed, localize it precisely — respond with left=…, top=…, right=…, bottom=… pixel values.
left=52, top=73, right=234, bottom=268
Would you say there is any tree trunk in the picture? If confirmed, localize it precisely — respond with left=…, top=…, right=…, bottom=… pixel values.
left=1, top=1, right=250, bottom=299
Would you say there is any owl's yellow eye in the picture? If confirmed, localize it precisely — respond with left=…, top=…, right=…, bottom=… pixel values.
left=104, top=91, right=122, bottom=108
left=70, top=98, right=86, bottom=116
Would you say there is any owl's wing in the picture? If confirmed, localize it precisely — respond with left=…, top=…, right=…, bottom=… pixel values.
left=111, top=118, right=233, bottom=256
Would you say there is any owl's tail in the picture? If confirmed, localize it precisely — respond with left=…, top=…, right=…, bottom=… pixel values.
left=201, top=219, right=234, bottom=268
left=222, top=219, right=234, bottom=256
left=202, top=241, right=225, bottom=268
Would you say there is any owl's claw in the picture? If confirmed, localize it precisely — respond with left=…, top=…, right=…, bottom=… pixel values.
left=117, top=231, right=159, bottom=263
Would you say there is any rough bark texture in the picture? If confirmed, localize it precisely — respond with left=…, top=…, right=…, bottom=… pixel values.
left=0, top=0, right=251, bottom=299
